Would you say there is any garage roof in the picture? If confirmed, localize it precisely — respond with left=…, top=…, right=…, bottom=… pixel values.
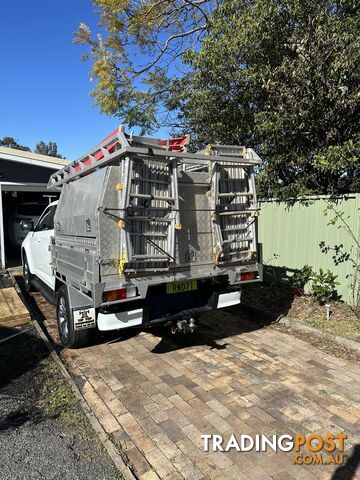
left=0, top=146, right=69, bottom=170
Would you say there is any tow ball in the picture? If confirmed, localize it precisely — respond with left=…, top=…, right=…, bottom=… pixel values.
left=171, top=318, right=196, bottom=334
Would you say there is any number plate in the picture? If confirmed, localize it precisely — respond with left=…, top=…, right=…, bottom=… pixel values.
left=73, top=308, right=96, bottom=330
left=166, top=280, right=197, bottom=294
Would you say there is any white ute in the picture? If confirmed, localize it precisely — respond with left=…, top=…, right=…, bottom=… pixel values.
left=22, top=201, right=58, bottom=292
left=22, top=127, right=263, bottom=348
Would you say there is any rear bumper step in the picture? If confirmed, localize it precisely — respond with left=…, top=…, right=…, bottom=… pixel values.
left=97, top=290, right=241, bottom=331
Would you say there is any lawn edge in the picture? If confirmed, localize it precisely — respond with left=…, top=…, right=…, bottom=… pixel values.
left=11, top=277, right=136, bottom=480
left=277, top=315, right=360, bottom=354
left=240, top=302, right=360, bottom=354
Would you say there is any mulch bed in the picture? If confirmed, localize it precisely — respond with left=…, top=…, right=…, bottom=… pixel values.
left=242, top=283, right=360, bottom=342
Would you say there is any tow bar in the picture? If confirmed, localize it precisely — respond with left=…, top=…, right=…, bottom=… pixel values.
left=171, top=318, right=196, bottom=334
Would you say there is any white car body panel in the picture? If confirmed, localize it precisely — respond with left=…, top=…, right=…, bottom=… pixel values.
left=22, top=201, right=58, bottom=291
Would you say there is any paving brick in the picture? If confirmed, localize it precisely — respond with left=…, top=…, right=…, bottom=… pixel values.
left=206, top=399, right=232, bottom=418
left=171, top=451, right=204, bottom=480
left=167, top=407, right=191, bottom=429
left=249, top=406, right=276, bottom=424
left=152, top=432, right=179, bottom=459
left=151, top=392, right=174, bottom=411
left=144, top=402, right=170, bottom=423
left=168, top=394, right=193, bottom=415
left=138, top=415, right=163, bottom=438
left=37, top=292, right=360, bottom=480
left=327, top=405, right=358, bottom=424
left=159, top=419, right=186, bottom=443
left=181, top=424, right=204, bottom=447
left=81, top=381, right=120, bottom=434
left=173, top=384, right=195, bottom=401
left=146, top=446, right=177, bottom=478
left=140, top=469, right=161, bottom=480
left=126, top=445, right=153, bottom=477
left=204, top=412, right=232, bottom=434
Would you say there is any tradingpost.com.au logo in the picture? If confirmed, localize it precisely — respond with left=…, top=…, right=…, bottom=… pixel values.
left=202, top=433, right=347, bottom=465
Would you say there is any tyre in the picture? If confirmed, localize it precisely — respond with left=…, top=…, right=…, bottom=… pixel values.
left=56, top=285, right=92, bottom=348
left=22, top=253, right=33, bottom=292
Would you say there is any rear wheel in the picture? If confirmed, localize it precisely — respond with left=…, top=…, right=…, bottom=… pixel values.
left=22, top=253, right=33, bottom=292
left=56, top=285, right=92, bottom=348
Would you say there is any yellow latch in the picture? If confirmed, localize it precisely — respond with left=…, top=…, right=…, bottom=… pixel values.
left=118, top=248, right=127, bottom=275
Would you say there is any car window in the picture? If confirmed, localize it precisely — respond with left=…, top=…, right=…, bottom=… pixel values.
left=35, top=205, right=56, bottom=231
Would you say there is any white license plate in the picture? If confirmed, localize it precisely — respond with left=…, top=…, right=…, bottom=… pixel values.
left=73, top=308, right=96, bottom=330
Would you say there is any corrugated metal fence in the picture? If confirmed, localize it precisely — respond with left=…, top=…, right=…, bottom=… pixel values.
left=258, top=194, right=360, bottom=302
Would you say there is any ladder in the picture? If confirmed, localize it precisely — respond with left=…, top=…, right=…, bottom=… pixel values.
left=48, top=128, right=262, bottom=274
left=207, top=145, right=259, bottom=264
left=118, top=155, right=181, bottom=273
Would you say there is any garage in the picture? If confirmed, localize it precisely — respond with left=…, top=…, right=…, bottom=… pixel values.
left=0, top=147, right=68, bottom=267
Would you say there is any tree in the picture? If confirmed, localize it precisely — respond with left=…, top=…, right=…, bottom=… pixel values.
left=176, top=0, right=360, bottom=198
left=74, top=0, right=216, bottom=133
left=35, top=141, right=63, bottom=158
left=0, top=136, right=31, bottom=152
left=77, top=0, right=359, bottom=198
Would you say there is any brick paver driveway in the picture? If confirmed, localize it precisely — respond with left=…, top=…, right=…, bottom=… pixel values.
left=33, top=292, right=360, bottom=480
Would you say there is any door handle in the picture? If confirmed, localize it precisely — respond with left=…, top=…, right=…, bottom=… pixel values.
left=37, top=239, right=42, bottom=243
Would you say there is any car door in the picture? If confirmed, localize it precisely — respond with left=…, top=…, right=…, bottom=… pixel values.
left=31, top=204, right=56, bottom=288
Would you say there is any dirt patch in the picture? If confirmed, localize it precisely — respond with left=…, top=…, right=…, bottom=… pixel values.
left=242, top=283, right=360, bottom=342
left=288, top=295, right=360, bottom=342
left=0, top=268, right=15, bottom=289
left=241, top=283, right=295, bottom=318
left=271, top=323, right=360, bottom=363
left=0, top=325, right=119, bottom=479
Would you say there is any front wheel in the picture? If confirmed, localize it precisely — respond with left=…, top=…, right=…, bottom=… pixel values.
left=56, top=285, right=92, bottom=348
left=23, top=253, right=33, bottom=292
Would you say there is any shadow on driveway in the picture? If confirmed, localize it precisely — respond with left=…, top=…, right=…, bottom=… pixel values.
left=331, top=444, right=360, bottom=480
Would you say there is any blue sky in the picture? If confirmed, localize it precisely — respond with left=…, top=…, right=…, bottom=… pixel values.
left=0, top=0, right=168, bottom=160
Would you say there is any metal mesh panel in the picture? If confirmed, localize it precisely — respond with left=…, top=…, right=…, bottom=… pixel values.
left=125, top=158, right=176, bottom=272
left=211, top=162, right=257, bottom=264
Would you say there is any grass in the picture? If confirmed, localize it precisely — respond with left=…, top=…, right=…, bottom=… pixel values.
left=289, top=295, right=360, bottom=342
left=41, top=359, right=97, bottom=444
left=304, top=314, right=360, bottom=341
left=242, top=283, right=360, bottom=342
left=43, top=361, right=78, bottom=416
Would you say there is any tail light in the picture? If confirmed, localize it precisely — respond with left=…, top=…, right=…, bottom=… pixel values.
left=103, top=288, right=127, bottom=302
left=102, top=285, right=137, bottom=302
left=240, top=271, right=257, bottom=282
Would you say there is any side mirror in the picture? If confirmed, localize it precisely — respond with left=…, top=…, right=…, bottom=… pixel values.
left=20, top=220, right=34, bottom=232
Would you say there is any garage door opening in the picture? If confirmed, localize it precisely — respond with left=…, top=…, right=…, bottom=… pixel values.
left=1, top=187, right=59, bottom=268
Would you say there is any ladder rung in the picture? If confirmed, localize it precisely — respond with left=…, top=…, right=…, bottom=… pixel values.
left=133, top=177, right=170, bottom=185
left=217, top=163, right=249, bottom=168
left=127, top=216, right=173, bottom=222
left=223, top=226, right=249, bottom=232
left=218, top=192, right=253, bottom=198
left=225, top=248, right=249, bottom=255
left=222, top=236, right=253, bottom=244
left=128, top=206, right=171, bottom=211
left=125, top=267, right=170, bottom=272
left=129, top=232, right=167, bottom=237
left=129, top=193, right=175, bottom=201
left=218, top=210, right=257, bottom=216
left=131, top=255, right=170, bottom=261
left=218, top=153, right=245, bottom=157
